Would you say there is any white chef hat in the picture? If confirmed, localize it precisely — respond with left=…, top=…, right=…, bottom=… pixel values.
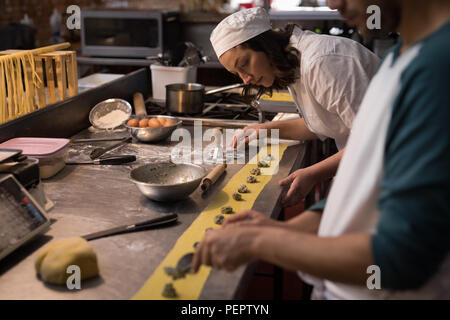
left=210, top=7, right=272, bottom=59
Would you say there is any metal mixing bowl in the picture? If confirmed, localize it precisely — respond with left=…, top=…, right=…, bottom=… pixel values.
left=125, top=115, right=182, bottom=143
left=130, top=162, right=206, bottom=201
left=89, top=98, right=133, bottom=130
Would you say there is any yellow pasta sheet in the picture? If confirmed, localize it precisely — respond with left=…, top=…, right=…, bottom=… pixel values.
left=259, top=92, right=294, bottom=102
left=132, top=144, right=288, bottom=300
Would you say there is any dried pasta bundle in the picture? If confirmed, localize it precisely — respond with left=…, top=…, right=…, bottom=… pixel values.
left=0, top=51, right=40, bottom=123
left=0, top=42, right=70, bottom=124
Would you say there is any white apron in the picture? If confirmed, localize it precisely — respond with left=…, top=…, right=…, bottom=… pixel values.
left=308, top=43, right=450, bottom=300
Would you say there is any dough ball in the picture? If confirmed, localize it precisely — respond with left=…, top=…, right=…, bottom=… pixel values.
left=164, top=266, right=186, bottom=280
left=257, top=160, right=269, bottom=168
left=127, top=118, right=139, bottom=127
left=148, top=118, right=161, bottom=128
left=238, top=184, right=249, bottom=193
left=164, top=119, right=176, bottom=127
left=157, top=117, right=166, bottom=126
left=139, top=118, right=149, bottom=128
left=246, top=176, right=257, bottom=183
left=221, top=206, right=233, bottom=214
left=232, top=193, right=242, bottom=201
left=35, top=237, right=99, bottom=285
left=162, top=283, right=177, bottom=298
left=214, top=214, right=225, bottom=225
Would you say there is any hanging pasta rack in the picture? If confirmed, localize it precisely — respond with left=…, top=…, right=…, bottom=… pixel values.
left=0, top=42, right=78, bottom=124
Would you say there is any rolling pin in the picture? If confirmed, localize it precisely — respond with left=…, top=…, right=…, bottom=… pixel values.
left=133, top=92, right=147, bottom=118
left=201, top=163, right=227, bottom=193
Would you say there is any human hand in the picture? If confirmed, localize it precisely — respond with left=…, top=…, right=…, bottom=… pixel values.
left=279, top=168, right=316, bottom=207
left=191, top=226, right=259, bottom=273
left=222, top=210, right=283, bottom=229
left=229, top=123, right=267, bottom=148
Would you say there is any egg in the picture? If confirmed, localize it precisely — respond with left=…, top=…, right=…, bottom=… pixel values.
left=148, top=118, right=161, bottom=128
left=157, top=117, right=166, bottom=126
left=139, top=118, right=149, bottom=128
left=164, top=119, right=176, bottom=127
left=127, top=118, right=139, bottom=127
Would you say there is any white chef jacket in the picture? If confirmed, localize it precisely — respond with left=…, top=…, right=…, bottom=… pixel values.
left=287, top=26, right=380, bottom=150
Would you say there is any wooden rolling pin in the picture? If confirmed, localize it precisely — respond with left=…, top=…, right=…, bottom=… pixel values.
left=133, top=92, right=147, bottom=118
left=201, top=163, right=227, bottom=193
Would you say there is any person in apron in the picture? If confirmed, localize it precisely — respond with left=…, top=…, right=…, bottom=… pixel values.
left=193, top=0, right=450, bottom=299
left=210, top=7, right=380, bottom=207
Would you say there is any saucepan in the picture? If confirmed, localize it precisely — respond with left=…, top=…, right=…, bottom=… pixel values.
left=165, top=83, right=246, bottom=114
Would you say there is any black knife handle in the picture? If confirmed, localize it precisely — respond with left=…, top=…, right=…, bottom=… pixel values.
left=96, top=155, right=136, bottom=165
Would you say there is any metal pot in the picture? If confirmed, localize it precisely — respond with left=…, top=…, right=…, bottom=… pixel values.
left=165, top=83, right=245, bottom=114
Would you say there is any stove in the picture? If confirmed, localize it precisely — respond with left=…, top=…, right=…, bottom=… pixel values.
left=145, top=91, right=278, bottom=124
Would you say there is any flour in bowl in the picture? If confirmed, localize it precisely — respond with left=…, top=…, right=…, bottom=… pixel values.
left=95, top=109, right=129, bottom=129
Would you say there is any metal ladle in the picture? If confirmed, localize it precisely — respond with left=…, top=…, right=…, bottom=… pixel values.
left=178, top=42, right=202, bottom=67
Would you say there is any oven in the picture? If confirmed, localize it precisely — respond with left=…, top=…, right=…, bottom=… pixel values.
left=81, top=9, right=180, bottom=58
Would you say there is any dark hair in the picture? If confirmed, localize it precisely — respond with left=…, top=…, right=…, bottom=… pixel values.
left=240, top=24, right=300, bottom=99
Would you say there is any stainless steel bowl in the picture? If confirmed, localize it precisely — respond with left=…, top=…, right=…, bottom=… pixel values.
left=89, top=98, right=132, bottom=130
left=125, top=115, right=182, bottom=143
left=130, top=162, right=206, bottom=201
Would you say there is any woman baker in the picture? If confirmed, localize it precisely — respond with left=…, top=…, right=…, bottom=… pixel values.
left=210, top=7, right=379, bottom=206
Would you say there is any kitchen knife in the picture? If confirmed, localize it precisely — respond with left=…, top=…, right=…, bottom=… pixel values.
left=66, top=154, right=136, bottom=165
left=89, top=136, right=131, bottom=160
left=71, top=137, right=129, bottom=143
left=81, top=213, right=178, bottom=241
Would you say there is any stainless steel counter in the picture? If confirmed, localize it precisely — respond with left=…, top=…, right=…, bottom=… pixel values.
left=0, top=124, right=306, bottom=300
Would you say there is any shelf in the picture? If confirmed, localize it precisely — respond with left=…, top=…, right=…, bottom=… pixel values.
left=77, top=56, right=154, bottom=67
left=269, top=7, right=342, bottom=20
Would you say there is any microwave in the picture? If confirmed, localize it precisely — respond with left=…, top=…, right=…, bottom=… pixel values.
left=81, top=10, right=180, bottom=58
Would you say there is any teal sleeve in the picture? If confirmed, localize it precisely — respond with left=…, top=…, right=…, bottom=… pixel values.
left=371, top=48, right=450, bottom=290
left=308, top=199, right=326, bottom=212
